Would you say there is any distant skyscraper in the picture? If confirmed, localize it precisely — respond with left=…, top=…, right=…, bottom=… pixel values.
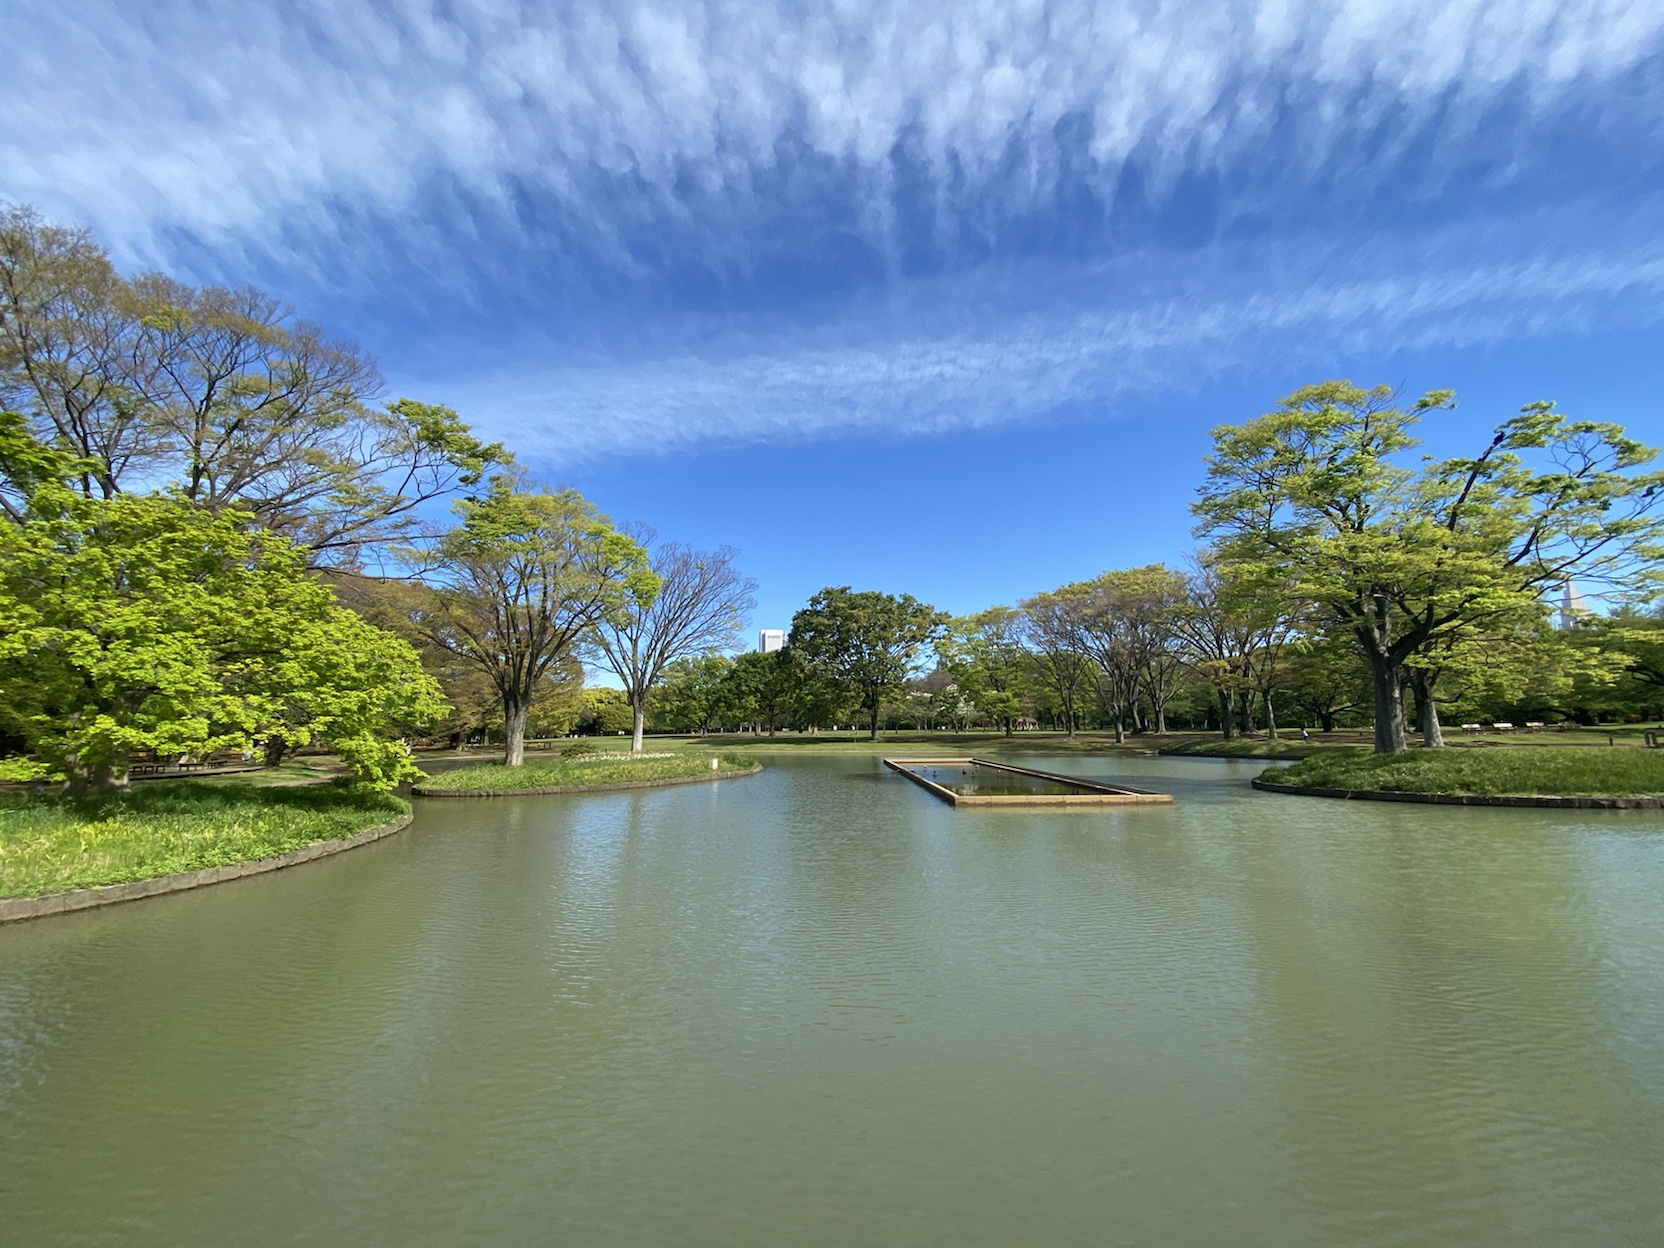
left=1559, top=581, right=1590, bottom=628
left=759, top=629, right=785, bottom=653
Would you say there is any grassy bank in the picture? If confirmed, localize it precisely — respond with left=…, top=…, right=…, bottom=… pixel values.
left=0, top=781, right=408, bottom=900
left=1260, top=746, right=1664, bottom=798
left=417, top=750, right=758, bottom=793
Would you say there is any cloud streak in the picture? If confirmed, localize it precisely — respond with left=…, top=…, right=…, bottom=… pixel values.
left=4, top=2, right=1661, bottom=464
left=4, top=0, right=1660, bottom=274
left=435, top=218, right=1664, bottom=465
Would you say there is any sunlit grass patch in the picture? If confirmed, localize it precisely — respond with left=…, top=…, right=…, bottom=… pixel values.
left=418, top=751, right=758, bottom=793
left=0, top=781, right=408, bottom=899
left=1261, top=747, right=1664, bottom=797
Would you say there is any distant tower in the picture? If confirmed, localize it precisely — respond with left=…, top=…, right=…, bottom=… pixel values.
left=759, top=629, right=785, bottom=653
left=1559, top=581, right=1590, bottom=629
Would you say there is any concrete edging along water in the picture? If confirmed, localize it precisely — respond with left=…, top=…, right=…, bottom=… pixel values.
left=0, top=812, right=415, bottom=926
left=1250, top=777, right=1664, bottom=809
left=411, top=763, right=763, bottom=799
left=884, top=758, right=1173, bottom=807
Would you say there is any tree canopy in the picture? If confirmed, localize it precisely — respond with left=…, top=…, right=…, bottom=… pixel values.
left=0, top=467, right=443, bottom=790
left=1194, top=381, right=1663, bottom=752
left=409, top=474, right=656, bottom=766
left=788, top=587, right=944, bottom=739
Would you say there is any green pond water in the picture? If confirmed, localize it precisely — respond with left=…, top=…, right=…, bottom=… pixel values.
left=904, top=761, right=1092, bottom=796
left=2, top=754, right=1662, bottom=1246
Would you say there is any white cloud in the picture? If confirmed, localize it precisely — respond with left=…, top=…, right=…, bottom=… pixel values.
left=430, top=221, right=1664, bottom=466
left=2, top=0, right=1659, bottom=269
left=4, top=2, right=1660, bottom=464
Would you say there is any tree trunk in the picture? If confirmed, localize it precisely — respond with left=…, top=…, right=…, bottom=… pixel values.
left=503, top=694, right=528, bottom=767
left=1155, top=704, right=1168, bottom=734
left=1407, top=670, right=1445, bottom=748
left=869, top=694, right=881, bottom=740
left=1264, top=693, right=1278, bottom=739
left=1217, top=688, right=1236, bottom=739
left=630, top=694, right=646, bottom=754
left=1112, top=704, right=1125, bottom=744
left=1319, top=708, right=1335, bottom=733
left=264, top=737, right=288, bottom=768
left=1367, top=655, right=1408, bottom=755
left=68, top=751, right=130, bottom=794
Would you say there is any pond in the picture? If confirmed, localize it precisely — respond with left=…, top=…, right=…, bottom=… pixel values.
left=897, top=759, right=1102, bottom=796
left=2, top=754, right=1662, bottom=1246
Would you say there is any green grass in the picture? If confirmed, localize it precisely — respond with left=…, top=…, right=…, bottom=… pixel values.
left=1260, top=746, right=1664, bottom=797
left=418, top=750, right=759, bottom=793
left=0, top=781, right=409, bottom=899
left=1156, top=736, right=1327, bottom=759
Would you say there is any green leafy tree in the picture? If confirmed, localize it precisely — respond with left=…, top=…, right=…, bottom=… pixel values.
left=936, top=607, right=1030, bottom=736
left=0, top=476, right=443, bottom=790
left=1195, top=381, right=1664, bottom=752
left=409, top=474, right=655, bottom=766
left=577, top=688, right=635, bottom=736
left=788, top=587, right=945, bottom=739
left=2, top=206, right=507, bottom=559
left=651, top=654, right=736, bottom=734
left=720, top=648, right=803, bottom=735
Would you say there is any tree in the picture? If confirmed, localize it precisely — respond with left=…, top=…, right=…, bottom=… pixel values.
left=1169, top=562, right=1263, bottom=739
left=937, top=607, right=1030, bottom=735
left=1063, top=566, right=1189, bottom=742
left=410, top=474, right=655, bottom=766
left=1282, top=634, right=1368, bottom=732
left=1195, top=382, right=1664, bottom=752
left=721, top=648, right=802, bottom=735
left=1018, top=590, right=1093, bottom=736
left=589, top=533, right=755, bottom=752
left=788, top=587, right=944, bottom=739
left=2, top=206, right=507, bottom=560
left=652, top=654, right=736, bottom=734
left=577, top=688, right=635, bottom=736
left=0, top=475, right=443, bottom=791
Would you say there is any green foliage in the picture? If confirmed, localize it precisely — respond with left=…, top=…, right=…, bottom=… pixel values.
left=578, top=688, right=635, bottom=735
left=720, top=648, right=810, bottom=733
left=651, top=654, right=737, bottom=733
left=1, top=206, right=508, bottom=557
left=788, top=587, right=945, bottom=738
left=411, top=473, right=654, bottom=764
left=419, top=750, right=757, bottom=792
left=0, top=485, right=443, bottom=789
left=560, top=740, right=600, bottom=758
left=1262, top=746, right=1664, bottom=797
left=937, top=607, right=1031, bottom=732
left=1195, top=381, right=1664, bottom=753
left=0, top=780, right=408, bottom=898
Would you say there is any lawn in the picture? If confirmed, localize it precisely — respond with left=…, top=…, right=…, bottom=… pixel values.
left=1259, top=746, right=1664, bottom=798
left=0, top=781, right=408, bottom=899
left=416, top=750, right=759, bottom=793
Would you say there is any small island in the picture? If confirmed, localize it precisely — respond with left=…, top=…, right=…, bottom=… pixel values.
left=0, top=775, right=410, bottom=917
left=413, top=749, right=760, bottom=796
left=1256, top=746, right=1664, bottom=807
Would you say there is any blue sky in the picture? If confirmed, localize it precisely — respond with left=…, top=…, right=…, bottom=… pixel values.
left=4, top=1, right=1663, bottom=640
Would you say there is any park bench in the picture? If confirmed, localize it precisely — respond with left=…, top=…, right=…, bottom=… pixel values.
left=1525, top=722, right=1546, bottom=732
left=1491, top=722, right=1515, bottom=732
left=1460, top=723, right=1482, bottom=733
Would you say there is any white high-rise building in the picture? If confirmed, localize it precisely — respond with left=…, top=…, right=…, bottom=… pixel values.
left=1559, top=581, right=1590, bottom=629
left=759, top=629, right=785, bottom=653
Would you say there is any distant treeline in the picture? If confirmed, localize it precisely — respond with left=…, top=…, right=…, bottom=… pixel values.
left=4, top=208, right=1660, bottom=786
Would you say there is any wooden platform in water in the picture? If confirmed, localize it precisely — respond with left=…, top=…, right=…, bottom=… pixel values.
left=883, top=757, right=1174, bottom=807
